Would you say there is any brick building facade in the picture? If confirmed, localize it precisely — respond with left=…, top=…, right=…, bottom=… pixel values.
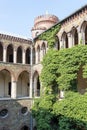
left=0, top=4, right=87, bottom=130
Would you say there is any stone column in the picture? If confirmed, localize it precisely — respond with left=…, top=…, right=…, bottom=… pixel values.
left=3, top=46, right=7, bottom=62
left=35, top=50, right=38, bottom=64
left=30, top=47, right=33, bottom=65
left=78, top=31, right=82, bottom=44
left=13, top=48, right=17, bottom=63
left=59, top=39, right=63, bottom=49
left=29, top=47, right=33, bottom=98
left=40, top=48, right=43, bottom=62
left=11, top=77, right=17, bottom=99
left=23, top=49, right=26, bottom=64
left=68, top=33, right=72, bottom=48
left=30, top=73, right=33, bottom=98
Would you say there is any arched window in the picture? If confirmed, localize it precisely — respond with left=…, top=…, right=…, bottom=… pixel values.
left=62, top=32, right=68, bottom=48
left=17, top=46, right=22, bottom=63
left=85, top=25, right=87, bottom=45
left=0, top=69, right=11, bottom=97
left=33, top=71, right=40, bottom=97
left=17, top=71, right=29, bottom=97
left=26, top=48, right=30, bottom=64
left=37, top=45, right=40, bottom=63
left=41, top=42, right=46, bottom=57
left=7, top=44, right=13, bottom=62
left=0, top=42, right=3, bottom=61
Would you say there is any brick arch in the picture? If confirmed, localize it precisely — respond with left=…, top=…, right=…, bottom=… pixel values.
left=62, top=31, right=68, bottom=48
left=79, top=19, right=87, bottom=32
left=7, top=44, right=14, bottom=62
left=25, top=47, right=31, bottom=64
left=17, top=45, right=23, bottom=63
left=33, top=70, right=40, bottom=97
left=16, top=70, right=29, bottom=81
left=0, top=41, right=3, bottom=61
left=33, top=70, right=39, bottom=79
left=71, top=27, right=78, bottom=45
left=0, top=68, right=15, bottom=80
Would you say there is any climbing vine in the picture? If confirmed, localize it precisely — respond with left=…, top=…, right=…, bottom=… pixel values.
left=32, top=22, right=87, bottom=130
left=39, top=24, right=61, bottom=48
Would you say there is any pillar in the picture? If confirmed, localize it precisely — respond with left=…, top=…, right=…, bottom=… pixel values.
left=3, top=46, right=6, bottom=62
left=11, top=77, right=17, bottom=98
left=59, top=39, right=63, bottom=49
left=68, top=33, right=72, bottom=48
left=13, top=48, right=17, bottom=63
left=35, top=51, right=38, bottom=64
left=29, top=47, right=33, bottom=98
left=22, top=49, right=26, bottom=64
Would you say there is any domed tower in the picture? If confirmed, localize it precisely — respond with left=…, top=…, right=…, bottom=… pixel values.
left=31, top=14, right=59, bottom=39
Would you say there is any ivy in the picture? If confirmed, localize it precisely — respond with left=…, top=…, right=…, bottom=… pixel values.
left=32, top=21, right=87, bottom=129
left=39, top=24, right=61, bottom=48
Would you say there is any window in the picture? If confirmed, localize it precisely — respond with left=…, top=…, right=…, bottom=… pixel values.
left=9, top=54, right=13, bottom=62
left=8, top=82, right=11, bottom=96
left=0, top=109, right=8, bottom=118
left=21, top=107, right=28, bottom=115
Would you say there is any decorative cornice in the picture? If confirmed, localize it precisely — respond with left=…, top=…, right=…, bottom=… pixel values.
left=0, top=33, right=32, bottom=44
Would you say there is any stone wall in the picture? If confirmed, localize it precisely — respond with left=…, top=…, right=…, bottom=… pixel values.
left=0, top=98, right=32, bottom=130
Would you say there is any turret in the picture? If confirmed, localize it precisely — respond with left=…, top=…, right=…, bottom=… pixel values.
left=31, top=14, right=59, bottom=39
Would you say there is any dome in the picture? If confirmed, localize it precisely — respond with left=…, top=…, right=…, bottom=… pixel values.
left=31, top=14, right=59, bottom=38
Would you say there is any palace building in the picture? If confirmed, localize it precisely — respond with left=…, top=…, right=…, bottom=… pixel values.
left=0, top=4, right=87, bottom=130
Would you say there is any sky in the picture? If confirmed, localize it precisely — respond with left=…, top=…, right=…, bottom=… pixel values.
left=0, top=0, right=87, bottom=39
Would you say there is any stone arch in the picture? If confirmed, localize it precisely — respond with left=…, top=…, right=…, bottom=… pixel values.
left=17, top=46, right=22, bottom=63
left=7, top=44, right=13, bottom=62
left=25, top=47, right=31, bottom=64
left=33, top=71, right=40, bottom=97
left=0, top=41, right=3, bottom=61
left=17, top=70, right=30, bottom=97
left=41, top=42, right=46, bottom=57
left=0, top=69, right=11, bottom=98
left=37, top=45, right=40, bottom=63
left=80, top=21, right=87, bottom=45
left=62, top=32, right=68, bottom=48
left=71, top=27, right=78, bottom=45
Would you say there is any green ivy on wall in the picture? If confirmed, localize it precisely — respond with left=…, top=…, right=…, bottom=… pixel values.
left=39, top=24, right=61, bottom=48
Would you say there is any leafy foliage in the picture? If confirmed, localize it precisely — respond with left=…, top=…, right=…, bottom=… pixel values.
left=39, top=24, right=61, bottom=48
left=32, top=22, right=87, bottom=130
left=53, top=92, right=87, bottom=130
left=41, top=45, right=87, bottom=91
left=32, top=94, right=57, bottom=130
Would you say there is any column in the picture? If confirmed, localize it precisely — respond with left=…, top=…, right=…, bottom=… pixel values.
left=3, top=46, right=6, bottom=62
left=35, top=51, right=38, bottom=64
left=22, top=49, right=26, bottom=64
left=13, top=48, right=17, bottom=63
left=11, top=77, right=17, bottom=98
left=30, top=47, right=33, bottom=65
left=59, top=38, right=63, bottom=49
left=40, top=48, right=43, bottom=62
left=29, top=46, right=33, bottom=98
left=30, top=74, right=33, bottom=98
left=68, top=33, right=72, bottom=48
